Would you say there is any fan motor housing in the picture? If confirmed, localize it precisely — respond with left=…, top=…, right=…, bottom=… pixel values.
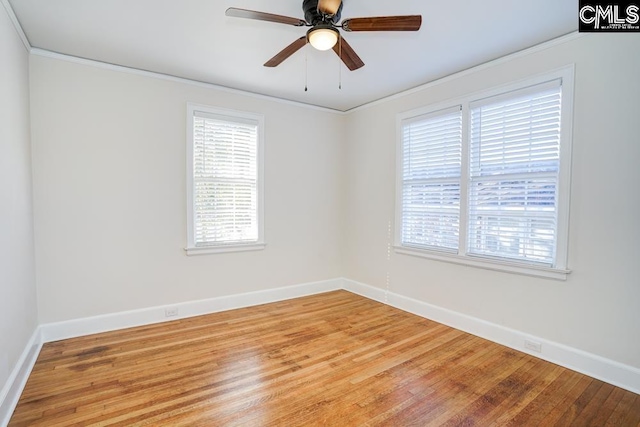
left=303, top=0, right=342, bottom=24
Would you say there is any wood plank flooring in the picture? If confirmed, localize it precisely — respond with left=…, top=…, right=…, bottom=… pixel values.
left=9, top=290, right=640, bottom=426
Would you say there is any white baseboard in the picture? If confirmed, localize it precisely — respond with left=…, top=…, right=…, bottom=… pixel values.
left=40, top=278, right=343, bottom=343
left=0, top=328, right=42, bottom=427
left=2, top=278, right=341, bottom=425
left=342, top=278, right=640, bottom=395
left=3, top=276, right=638, bottom=426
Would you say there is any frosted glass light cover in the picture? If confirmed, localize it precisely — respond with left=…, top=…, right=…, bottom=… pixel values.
left=309, top=28, right=338, bottom=51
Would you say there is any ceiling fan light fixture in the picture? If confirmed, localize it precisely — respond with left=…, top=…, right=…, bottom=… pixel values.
left=307, top=26, right=339, bottom=51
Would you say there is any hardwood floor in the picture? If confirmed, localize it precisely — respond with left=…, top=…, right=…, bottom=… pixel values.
left=9, top=290, right=640, bottom=426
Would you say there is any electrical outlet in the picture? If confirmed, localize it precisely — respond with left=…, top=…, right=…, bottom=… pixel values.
left=524, top=339, right=542, bottom=353
left=165, top=307, right=179, bottom=317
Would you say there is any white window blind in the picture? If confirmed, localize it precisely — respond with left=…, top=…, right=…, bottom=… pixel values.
left=401, top=106, right=462, bottom=251
left=191, top=110, right=259, bottom=247
left=468, top=80, right=562, bottom=265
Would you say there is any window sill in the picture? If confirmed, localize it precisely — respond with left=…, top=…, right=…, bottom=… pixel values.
left=394, top=246, right=570, bottom=280
left=185, top=243, right=266, bottom=256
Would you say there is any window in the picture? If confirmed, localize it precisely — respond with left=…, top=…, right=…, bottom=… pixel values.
left=401, top=106, right=462, bottom=251
left=396, top=68, right=573, bottom=279
left=468, top=82, right=561, bottom=265
left=186, top=104, right=265, bottom=255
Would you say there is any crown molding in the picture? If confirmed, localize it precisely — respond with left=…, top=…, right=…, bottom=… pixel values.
left=29, top=48, right=346, bottom=115
left=1, top=0, right=30, bottom=51
left=345, top=31, right=585, bottom=113
left=22, top=16, right=581, bottom=116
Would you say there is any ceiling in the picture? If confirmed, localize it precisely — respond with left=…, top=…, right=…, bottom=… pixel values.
left=8, top=0, right=578, bottom=111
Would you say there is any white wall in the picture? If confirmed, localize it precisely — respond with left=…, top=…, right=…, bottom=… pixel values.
left=17, top=25, right=640, bottom=384
left=30, top=55, right=345, bottom=323
left=0, top=5, right=38, bottom=391
left=344, top=34, right=640, bottom=369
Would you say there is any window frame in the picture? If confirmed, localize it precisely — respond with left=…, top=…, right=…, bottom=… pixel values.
left=186, top=103, right=265, bottom=256
left=394, top=66, right=574, bottom=280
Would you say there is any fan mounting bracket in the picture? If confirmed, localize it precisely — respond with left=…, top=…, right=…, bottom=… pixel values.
left=303, top=0, right=342, bottom=25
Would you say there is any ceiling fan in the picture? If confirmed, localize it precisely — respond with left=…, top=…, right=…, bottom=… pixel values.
left=226, top=0, right=422, bottom=71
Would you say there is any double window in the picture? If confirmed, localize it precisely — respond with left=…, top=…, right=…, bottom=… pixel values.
left=396, top=69, right=573, bottom=279
left=186, top=104, right=265, bottom=255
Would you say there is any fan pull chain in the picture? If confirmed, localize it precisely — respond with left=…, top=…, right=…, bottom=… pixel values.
left=304, top=40, right=308, bottom=92
left=338, top=35, right=342, bottom=90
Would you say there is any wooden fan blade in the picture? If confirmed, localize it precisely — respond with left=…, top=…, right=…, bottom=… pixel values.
left=317, top=0, right=342, bottom=16
left=342, top=15, right=422, bottom=32
left=264, top=37, right=307, bottom=67
left=226, top=8, right=306, bottom=26
left=332, top=36, right=364, bottom=71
